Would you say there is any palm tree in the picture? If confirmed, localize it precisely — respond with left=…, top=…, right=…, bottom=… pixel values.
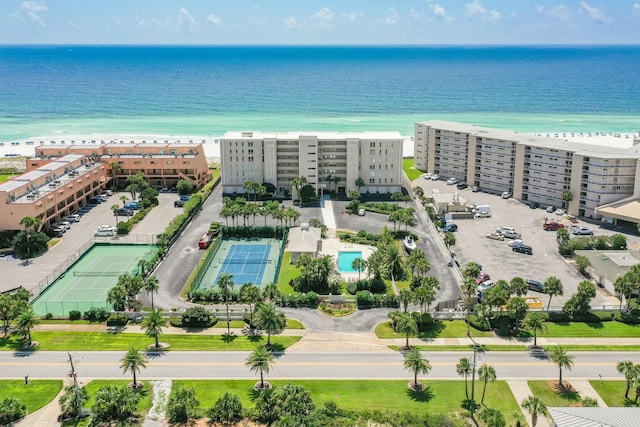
left=549, top=346, right=575, bottom=388
left=403, top=348, right=431, bottom=390
left=443, top=231, right=456, bottom=250
left=290, top=176, right=307, bottom=201
left=120, top=195, right=129, bottom=208
left=521, top=395, right=547, bottom=427
left=355, top=177, right=365, bottom=193
left=379, top=243, right=404, bottom=280
left=478, top=364, right=497, bottom=404
left=523, top=313, right=547, bottom=347
left=107, top=285, right=127, bottom=314
left=456, top=358, right=472, bottom=399
left=617, top=360, right=637, bottom=399
left=142, top=309, right=166, bottom=349
left=120, top=348, right=147, bottom=388
left=462, top=262, right=481, bottom=281
left=19, top=216, right=41, bottom=231
left=111, top=204, right=120, bottom=228
left=239, top=284, right=262, bottom=328
left=254, top=302, right=286, bottom=346
left=15, top=308, right=38, bottom=347
left=246, top=345, right=275, bottom=389
left=398, top=288, right=414, bottom=313
left=143, top=276, right=160, bottom=310
left=217, top=272, right=234, bottom=336
left=109, top=162, right=122, bottom=188
left=351, top=258, right=366, bottom=281
left=544, top=276, right=563, bottom=311
left=395, top=312, right=418, bottom=349
left=509, top=277, right=527, bottom=297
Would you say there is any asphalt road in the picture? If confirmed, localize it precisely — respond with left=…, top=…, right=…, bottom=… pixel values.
left=2, top=350, right=637, bottom=381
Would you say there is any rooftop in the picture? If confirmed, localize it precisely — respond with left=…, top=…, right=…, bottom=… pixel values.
left=221, top=130, right=404, bottom=140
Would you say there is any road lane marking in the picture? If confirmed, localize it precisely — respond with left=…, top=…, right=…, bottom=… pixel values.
left=0, top=361, right=619, bottom=367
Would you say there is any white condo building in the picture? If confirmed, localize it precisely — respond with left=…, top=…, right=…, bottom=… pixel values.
left=220, top=131, right=404, bottom=197
left=414, top=120, right=640, bottom=226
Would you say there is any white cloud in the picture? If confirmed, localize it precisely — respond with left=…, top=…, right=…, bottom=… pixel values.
left=633, top=3, right=640, bottom=15
left=22, top=1, right=47, bottom=12
left=311, top=7, right=335, bottom=28
left=206, top=14, right=222, bottom=26
left=465, top=0, right=500, bottom=20
left=429, top=4, right=453, bottom=21
left=340, top=11, right=361, bottom=22
left=283, top=17, right=301, bottom=30
left=135, top=17, right=164, bottom=29
left=409, top=9, right=419, bottom=19
left=579, top=1, right=611, bottom=23
left=67, top=20, right=79, bottom=30
left=383, top=7, right=399, bottom=25
left=550, top=5, right=571, bottom=21
left=176, top=7, right=196, bottom=32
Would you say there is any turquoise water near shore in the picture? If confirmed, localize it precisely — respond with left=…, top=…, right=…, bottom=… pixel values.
left=1, top=46, right=639, bottom=140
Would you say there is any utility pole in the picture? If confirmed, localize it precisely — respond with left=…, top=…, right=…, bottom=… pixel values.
left=67, top=352, right=85, bottom=417
left=467, top=333, right=482, bottom=414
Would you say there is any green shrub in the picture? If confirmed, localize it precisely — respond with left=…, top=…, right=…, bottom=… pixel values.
left=0, top=396, right=27, bottom=425
left=84, top=306, right=109, bottom=322
left=411, top=312, right=434, bottom=331
left=181, top=306, right=213, bottom=327
left=44, top=312, right=53, bottom=320
left=106, top=314, right=128, bottom=326
left=469, top=314, right=491, bottom=331
left=69, top=310, right=82, bottom=320
left=347, top=278, right=387, bottom=295
left=116, top=221, right=132, bottom=235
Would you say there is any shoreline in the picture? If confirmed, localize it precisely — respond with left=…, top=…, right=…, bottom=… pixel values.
left=1, top=132, right=639, bottom=161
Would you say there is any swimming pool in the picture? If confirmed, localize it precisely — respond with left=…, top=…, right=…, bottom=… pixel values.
left=337, top=251, right=363, bottom=273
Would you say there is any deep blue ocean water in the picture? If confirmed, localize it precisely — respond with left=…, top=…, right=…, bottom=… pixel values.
left=0, top=45, right=639, bottom=140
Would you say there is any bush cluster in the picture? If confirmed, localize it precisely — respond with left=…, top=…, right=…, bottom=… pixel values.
left=360, top=202, right=402, bottom=214
left=346, top=278, right=387, bottom=295
left=189, top=289, right=240, bottom=304
left=181, top=306, right=216, bottom=327
left=84, top=306, right=109, bottom=322
left=223, top=225, right=286, bottom=239
left=339, top=230, right=380, bottom=245
left=279, top=292, right=319, bottom=307
left=68, top=310, right=82, bottom=320
left=356, top=291, right=398, bottom=308
left=106, top=314, right=128, bottom=326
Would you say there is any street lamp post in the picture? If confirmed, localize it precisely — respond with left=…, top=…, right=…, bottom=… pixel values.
left=467, top=333, right=482, bottom=413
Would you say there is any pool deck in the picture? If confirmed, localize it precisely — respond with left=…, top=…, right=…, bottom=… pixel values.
left=320, top=237, right=375, bottom=282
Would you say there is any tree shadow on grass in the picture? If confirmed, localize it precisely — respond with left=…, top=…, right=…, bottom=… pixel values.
left=221, top=333, right=237, bottom=344
left=247, top=334, right=263, bottom=343
left=417, top=321, right=446, bottom=339
left=406, top=385, right=434, bottom=403
left=553, top=382, right=581, bottom=403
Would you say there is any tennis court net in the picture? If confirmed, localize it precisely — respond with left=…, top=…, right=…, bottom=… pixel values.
left=219, top=259, right=271, bottom=264
left=73, top=271, right=123, bottom=277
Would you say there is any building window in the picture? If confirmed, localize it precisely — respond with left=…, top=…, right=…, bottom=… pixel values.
left=369, top=178, right=375, bottom=184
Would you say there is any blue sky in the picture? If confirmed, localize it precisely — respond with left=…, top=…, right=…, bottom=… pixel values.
left=1, top=0, right=639, bottom=45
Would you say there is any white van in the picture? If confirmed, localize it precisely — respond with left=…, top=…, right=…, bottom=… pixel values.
left=473, top=205, right=491, bottom=218
left=95, top=229, right=114, bottom=237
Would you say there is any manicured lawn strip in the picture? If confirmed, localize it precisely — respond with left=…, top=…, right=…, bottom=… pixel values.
left=0, top=173, right=15, bottom=183
left=589, top=381, right=636, bottom=407
left=0, top=332, right=300, bottom=351
left=552, top=345, right=640, bottom=352
left=0, top=380, right=62, bottom=413
left=543, top=321, right=640, bottom=337
left=375, top=320, right=493, bottom=339
left=284, top=318, right=305, bottom=329
left=528, top=380, right=582, bottom=407
left=174, top=379, right=520, bottom=424
left=277, top=252, right=298, bottom=294
left=212, top=320, right=247, bottom=329
left=403, top=158, right=424, bottom=181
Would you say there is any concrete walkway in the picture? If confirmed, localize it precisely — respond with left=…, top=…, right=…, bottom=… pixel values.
left=15, top=381, right=67, bottom=427
left=321, top=199, right=337, bottom=229
left=507, top=380, right=550, bottom=427
left=570, top=380, right=608, bottom=407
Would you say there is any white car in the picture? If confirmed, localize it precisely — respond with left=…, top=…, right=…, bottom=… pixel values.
left=422, top=173, right=433, bottom=180
left=446, top=177, right=458, bottom=185
left=430, top=174, right=440, bottom=181
left=97, top=225, right=115, bottom=232
left=501, top=191, right=512, bottom=199
left=64, top=214, right=81, bottom=223
left=477, top=280, right=495, bottom=292
left=508, top=239, right=524, bottom=248
left=546, top=206, right=555, bottom=213
left=555, top=208, right=566, bottom=215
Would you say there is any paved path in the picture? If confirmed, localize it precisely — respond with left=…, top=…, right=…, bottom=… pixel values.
left=321, top=199, right=337, bottom=229
left=15, top=381, right=67, bottom=427
left=570, top=380, right=608, bottom=407
left=507, top=380, right=550, bottom=427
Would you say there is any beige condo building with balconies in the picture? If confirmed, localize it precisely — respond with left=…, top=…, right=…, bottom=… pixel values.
left=415, top=120, right=640, bottom=225
left=220, top=131, right=404, bottom=197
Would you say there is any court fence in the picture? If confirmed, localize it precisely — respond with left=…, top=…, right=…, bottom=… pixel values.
left=94, top=234, right=158, bottom=245
left=32, top=301, right=112, bottom=317
left=186, top=234, right=223, bottom=294
left=273, top=228, right=289, bottom=286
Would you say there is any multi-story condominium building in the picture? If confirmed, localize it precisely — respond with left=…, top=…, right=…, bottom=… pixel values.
left=415, top=120, right=640, bottom=225
left=220, top=131, right=404, bottom=197
left=0, top=140, right=210, bottom=231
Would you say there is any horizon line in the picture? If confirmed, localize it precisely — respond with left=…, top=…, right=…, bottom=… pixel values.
left=1, top=43, right=640, bottom=48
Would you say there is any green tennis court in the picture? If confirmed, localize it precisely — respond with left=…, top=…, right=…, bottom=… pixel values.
left=32, top=244, right=155, bottom=316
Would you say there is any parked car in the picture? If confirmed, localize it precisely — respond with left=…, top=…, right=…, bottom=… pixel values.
left=358, top=208, right=365, bottom=216
left=104, top=189, right=113, bottom=196
left=50, top=226, right=65, bottom=237
left=88, top=197, right=102, bottom=204
left=456, top=182, right=468, bottom=190
left=555, top=208, right=566, bottom=215
left=546, top=205, right=555, bottom=213
left=179, top=195, right=191, bottom=202
left=501, top=191, right=512, bottom=199
left=543, top=222, right=565, bottom=231
left=471, top=186, right=480, bottom=192
left=57, top=221, right=72, bottom=230
left=174, top=200, right=185, bottom=208
left=125, top=201, right=141, bottom=210
left=422, top=173, right=433, bottom=180
left=513, top=244, right=533, bottom=255
left=486, top=232, right=504, bottom=241
left=572, top=226, right=594, bottom=235
left=507, top=239, right=524, bottom=248
left=442, top=223, right=458, bottom=232
left=477, top=280, right=495, bottom=292
left=529, top=202, right=540, bottom=209
left=115, top=208, right=133, bottom=216
left=446, top=177, right=458, bottom=185
left=97, top=225, right=115, bottom=232
left=64, top=214, right=81, bottom=223
left=496, top=226, right=521, bottom=239
left=475, top=273, right=491, bottom=284
left=525, top=279, right=545, bottom=293
left=95, top=225, right=115, bottom=237
left=430, top=174, right=440, bottom=181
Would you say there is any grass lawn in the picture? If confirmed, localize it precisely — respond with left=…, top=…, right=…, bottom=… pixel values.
left=0, top=380, right=62, bottom=413
left=212, top=320, right=247, bottom=329
left=589, top=381, right=638, bottom=407
left=62, top=380, right=154, bottom=427
left=277, top=252, right=298, bottom=294
left=0, top=331, right=300, bottom=352
left=375, top=320, right=493, bottom=339
left=47, top=238, right=62, bottom=249
left=0, top=173, right=17, bottom=183
left=543, top=321, right=640, bottom=337
left=390, top=344, right=528, bottom=352
left=528, top=380, right=583, bottom=407
left=402, top=158, right=425, bottom=181
left=174, top=379, right=520, bottom=423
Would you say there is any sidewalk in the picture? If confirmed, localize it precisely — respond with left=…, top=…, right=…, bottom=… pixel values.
left=507, top=380, right=550, bottom=427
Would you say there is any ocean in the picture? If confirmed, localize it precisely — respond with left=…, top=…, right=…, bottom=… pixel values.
left=1, top=45, right=639, bottom=142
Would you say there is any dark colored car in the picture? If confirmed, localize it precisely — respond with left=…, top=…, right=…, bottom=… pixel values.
left=530, top=202, right=540, bottom=209
left=442, top=223, right=458, bottom=233
left=526, top=279, right=545, bottom=293
left=513, top=245, right=533, bottom=255
left=114, top=208, right=133, bottom=216
left=174, top=200, right=185, bottom=207
left=456, top=182, right=468, bottom=190
left=543, top=222, right=565, bottom=231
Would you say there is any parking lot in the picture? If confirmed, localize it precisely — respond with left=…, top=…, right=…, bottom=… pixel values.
left=414, top=176, right=633, bottom=309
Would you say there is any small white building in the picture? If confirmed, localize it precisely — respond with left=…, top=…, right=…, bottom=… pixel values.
left=548, top=407, right=640, bottom=427
left=287, top=223, right=321, bottom=264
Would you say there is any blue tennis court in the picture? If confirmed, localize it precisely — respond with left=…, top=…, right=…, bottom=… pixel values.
left=196, top=238, right=280, bottom=289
